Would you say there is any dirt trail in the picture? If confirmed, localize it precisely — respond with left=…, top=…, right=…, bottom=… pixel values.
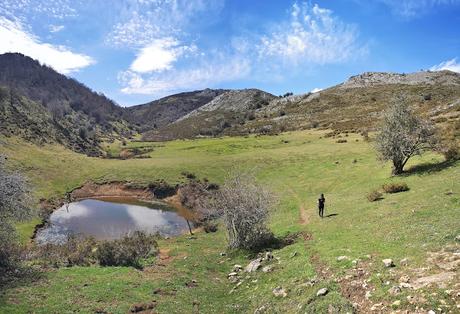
left=286, top=186, right=310, bottom=225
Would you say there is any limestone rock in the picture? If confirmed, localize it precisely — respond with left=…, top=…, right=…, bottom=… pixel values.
left=245, top=258, right=262, bottom=272
left=272, top=286, right=287, bottom=297
left=316, top=288, right=328, bottom=297
left=382, top=258, right=395, bottom=268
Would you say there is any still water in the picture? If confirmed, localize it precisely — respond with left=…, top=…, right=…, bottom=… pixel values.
left=36, top=198, right=191, bottom=244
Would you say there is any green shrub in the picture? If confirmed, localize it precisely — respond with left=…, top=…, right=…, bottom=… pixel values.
left=96, top=231, right=158, bottom=268
left=442, top=144, right=459, bottom=161
left=367, top=190, right=383, bottom=202
left=382, top=182, right=409, bottom=193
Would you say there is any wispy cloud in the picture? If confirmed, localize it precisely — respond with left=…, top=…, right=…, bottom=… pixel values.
left=118, top=2, right=366, bottom=97
left=430, top=58, right=460, bottom=73
left=119, top=56, right=250, bottom=96
left=257, top=3, right=365, bottom=65
left=0, top=17, right=94, bottom=74
left=106, top=0, right=224, bottom=48
left=130, top=38, right=197, bottom=73
left=376, top=0, right=460, bottom=18
left=49, top=24, right=65, bottom=33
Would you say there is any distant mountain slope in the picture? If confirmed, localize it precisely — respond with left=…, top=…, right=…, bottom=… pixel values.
left=128, top=89, right=227, bottom=132
left=146, top=70, right=460, bottom=141
left=249, top=70, right=460, bottom=134
left=143, top=89, right=276, bottom=141
left=0, top=53, right=135, bottom=155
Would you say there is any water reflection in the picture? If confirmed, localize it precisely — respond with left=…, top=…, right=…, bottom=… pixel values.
left=36, top=198, right=191, bottom=244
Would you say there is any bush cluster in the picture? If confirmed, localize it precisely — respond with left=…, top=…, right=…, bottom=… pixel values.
left=32, top=232, right=158, bottom=269
left=382, top=182, right=409, bottom=193
left=367, top=190, right=383, bottom=202
left=96, top=231, right=159, bottom=268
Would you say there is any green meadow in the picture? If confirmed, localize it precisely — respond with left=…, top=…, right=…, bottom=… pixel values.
left=1, top=130, right=459, bottom=313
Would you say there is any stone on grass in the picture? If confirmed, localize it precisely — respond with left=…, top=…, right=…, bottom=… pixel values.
left=262, top=265, right=274, bottom=273
left=392, top=300, right=401, bottom=307
left=316, top=288, right=328, bottom=297
left=337, top=256, right=349, bottom=262
left=388, top=285, right=401, bottom=295
left=233, top=264, right=243, bottom=272
left=382, top=258, right=395, bottom=268
left=245, top=258, right=262, bottom=272
left=272, top=286, right=287, bottom=297
left=455, top=235, right=460, bottom=243
left=365, top=291, right=372, bottom=299
left=399, top=275, right=410, bottom=283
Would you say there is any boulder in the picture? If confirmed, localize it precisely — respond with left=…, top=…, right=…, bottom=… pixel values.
left=272, top=286, right=287, bottom=297
left=316, top=288, right=328, bottom=297
left=233, top=264, right=243, bottom=272
left=388, top=285, right=401, bottom=295
left=262, top=265, right=274, bottom=273
left=382, top=258, right=395, bottom=268
left=245, top=258, right=263, bottom=272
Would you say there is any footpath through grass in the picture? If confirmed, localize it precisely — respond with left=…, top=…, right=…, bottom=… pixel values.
left=1, top=130, right=459, bottom=313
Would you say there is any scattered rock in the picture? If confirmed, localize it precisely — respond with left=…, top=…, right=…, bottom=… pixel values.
left=399, top=282, right=412, bottom=289
left=233, top=265, right=243, bottom=272
left=316, top=288, right=328, bottom=297
left=220, top=252, right=226, bottom=256
left=185, top=279, right=198, bottom=288
left=412, top=272, right=456, bottom=289
left=245, top=258, right=263, bottom=272
left=337, top=256, right=349, bottom=262
left=262, top=265, right=274, bottom=273
left=228, top=272, right=238, bottom=277
left=399, top=275, right=410, bottom=283
left=370, top=303, right=383, bottom=311
left=254, top=305, right=267, bottom=314
left=264, top=252, right=274, bottom=261
left=455, top=235, right=460, bottom=243
left=290, top=251, right=298, bottom=258
left=400, top=258, right=409, bottom=266
left=365, top=291, right=372, bottom=299
left=129, top=301, right=157, bottom=313
left=388, top=285, right=402, bottom=295
left=382, top=259, right=395, bottom=268
left=272, top=287, right=287, bottom=297
left=428, top=310, right=436, bottom=314
left=392, top=300, right=401, bottom=307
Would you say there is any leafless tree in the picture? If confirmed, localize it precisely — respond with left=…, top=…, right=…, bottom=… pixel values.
left=375, top=98, right=438, bottom=175
left=209, top=171, right=275, bottom=250
left=0, top=155, right=33, bottom=269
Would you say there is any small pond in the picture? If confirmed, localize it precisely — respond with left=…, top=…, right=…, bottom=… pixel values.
left=36, top=198, right=192, bottom=244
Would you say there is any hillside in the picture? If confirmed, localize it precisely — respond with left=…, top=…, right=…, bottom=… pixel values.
left=128, top=89, right=227, bottom=132
left=138, top=70, right=460, bottom=141
left=1, top=131, right=459, bottom=313
left=143, top=89, right=277, bottom=140
left=0, top=53, right=134, bottom=155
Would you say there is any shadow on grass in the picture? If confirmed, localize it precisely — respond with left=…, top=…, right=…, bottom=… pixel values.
left=403, top=159, right=458, bottom=176
left=0, top=267, right=43, bottom=306
left=324, top=213, right=338, bottom=218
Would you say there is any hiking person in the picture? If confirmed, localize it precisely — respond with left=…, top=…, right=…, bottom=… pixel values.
left=318, top=193, right=325, bottom=218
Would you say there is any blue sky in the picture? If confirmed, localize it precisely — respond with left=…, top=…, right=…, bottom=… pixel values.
left=0, top=0, right=459, bottom=106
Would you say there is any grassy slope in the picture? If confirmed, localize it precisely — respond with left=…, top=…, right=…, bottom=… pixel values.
left=1, top=131, right=459, bottom=313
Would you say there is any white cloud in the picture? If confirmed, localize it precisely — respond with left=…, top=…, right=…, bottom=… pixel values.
left=257, top=3, right=364, bottom=65
left=49, top=24, right=65, bottom=33
left=119, top=57, right=250, bottom=96
left=377, top=0, right=460, bottom=18
left=0, top=17, right=94, bottom=74
left=430, top=58, right=460, bottom=73
left=106, top=0, right=224, bottom=47
left=130, top=38, right=196, bottom=73
left=311, top=87, right=323, bottom=93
